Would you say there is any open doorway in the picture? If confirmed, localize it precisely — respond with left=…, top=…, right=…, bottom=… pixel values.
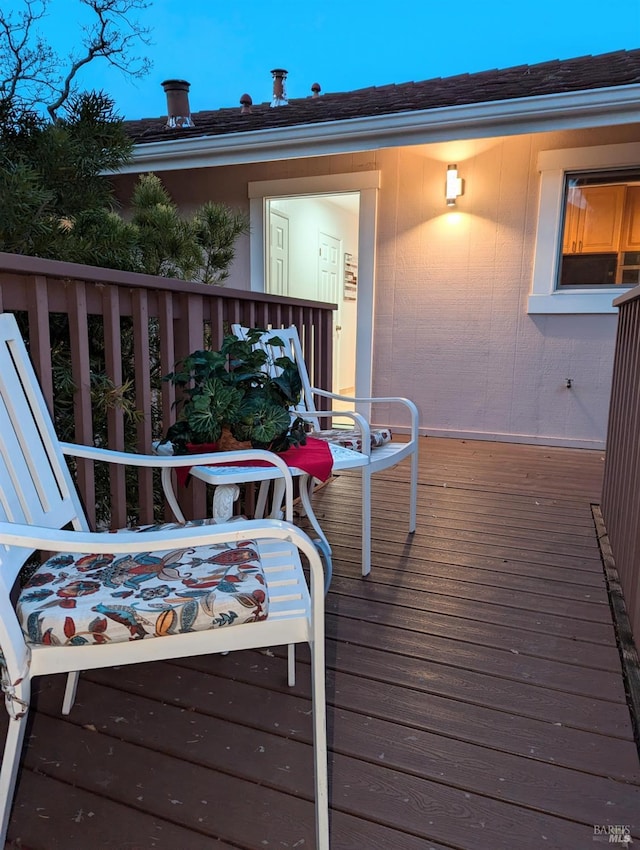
left=248, top=171, right=380, bottom=407
left=265, top=193, right=359, bottom=395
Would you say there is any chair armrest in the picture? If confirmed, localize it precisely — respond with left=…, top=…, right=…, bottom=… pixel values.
left=0, top=516, right=306, bottom=557
left=1, top=516, right=325, bottom=618
left=60, top=443, right=288, bottom=471
left=309, top=389, right=420, bottom=439
left=60, top=444, right=296, bottom=522
left=298, top=410, right=373, bottom=456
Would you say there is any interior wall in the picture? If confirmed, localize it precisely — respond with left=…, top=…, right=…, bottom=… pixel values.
left=112, top=121, right=640, bottom=447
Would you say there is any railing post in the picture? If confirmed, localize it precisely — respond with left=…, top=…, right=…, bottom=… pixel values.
left=67, top=280, right=96, bottom=528
left=26, top=276, right=54, bottom=415
left=103, top=285, right=127, bottom=529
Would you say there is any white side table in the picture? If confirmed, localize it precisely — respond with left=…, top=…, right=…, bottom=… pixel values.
left=156, top=441, right=368, bottom=590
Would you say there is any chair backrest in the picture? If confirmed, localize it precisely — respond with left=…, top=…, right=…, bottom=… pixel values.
left=231, top=324, right=322, bottom=427
left=0, top=313, right=90, bottom=590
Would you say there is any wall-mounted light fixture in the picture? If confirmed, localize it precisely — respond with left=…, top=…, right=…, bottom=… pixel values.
left=445, top=164, right=464, bottom=206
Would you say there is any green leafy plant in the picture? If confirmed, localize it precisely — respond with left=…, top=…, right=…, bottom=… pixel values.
left=192, top=201, right=250, bottom=285
left=161, top=329, right=307, bottom=455
left=0, top=101, right=248, bottom=284
left=129, top=174, right=250, bottom=283
left=0, top=91, right=134, bottom=261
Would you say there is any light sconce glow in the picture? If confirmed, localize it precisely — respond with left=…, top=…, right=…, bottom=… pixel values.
left=446, top=164, right=464, bottom=206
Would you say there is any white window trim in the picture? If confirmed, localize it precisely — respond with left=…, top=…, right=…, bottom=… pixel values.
left=529, top=142, right=639, bottom=314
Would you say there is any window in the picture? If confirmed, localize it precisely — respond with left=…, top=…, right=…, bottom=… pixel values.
left=559, top=170, right=640, bottom=288
left=529, top=143, right=639, bottom=314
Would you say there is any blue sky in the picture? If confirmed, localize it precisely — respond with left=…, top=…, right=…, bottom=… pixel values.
left=20, top=0, right=640, bottom=118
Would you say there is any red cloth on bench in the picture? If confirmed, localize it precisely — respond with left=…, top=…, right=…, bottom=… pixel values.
left=176, top=437, right=333, bottom=488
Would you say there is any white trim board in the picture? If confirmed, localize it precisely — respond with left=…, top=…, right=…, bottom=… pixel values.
left=248, top=172, right=381, bottom=197
left=529, top=141, right=639, bottom=315
left=124, top=86, right=640, bottom=174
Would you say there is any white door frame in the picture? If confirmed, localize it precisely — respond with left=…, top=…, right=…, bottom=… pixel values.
left=248, top=171, right=380, bottom=401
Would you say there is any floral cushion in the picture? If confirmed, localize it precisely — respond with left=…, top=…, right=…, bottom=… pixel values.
left=17, top=519, right=268, bottom=647
left=313, top=427, right=392, bottom=453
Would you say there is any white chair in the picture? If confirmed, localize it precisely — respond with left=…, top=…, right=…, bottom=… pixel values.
left=232, top=324, right=419, bottom=576
left=0, top=312, right=329, bottom=849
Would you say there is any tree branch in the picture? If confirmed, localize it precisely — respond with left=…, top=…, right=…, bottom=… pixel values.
left=0, top=0, right=55, bottom=103
left=0, top=0, right=152, bottom=120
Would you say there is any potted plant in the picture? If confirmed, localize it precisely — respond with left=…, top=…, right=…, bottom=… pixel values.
left=161, top=329, right=307, bottom=455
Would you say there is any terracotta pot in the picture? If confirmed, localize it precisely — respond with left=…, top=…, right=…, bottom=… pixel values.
left=216, top=427, right=252, bottom=452
left=186, top=427, right=251, bottom=454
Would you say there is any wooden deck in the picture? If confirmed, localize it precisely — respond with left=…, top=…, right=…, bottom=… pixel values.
left=5, top=438, right=640, bottom=849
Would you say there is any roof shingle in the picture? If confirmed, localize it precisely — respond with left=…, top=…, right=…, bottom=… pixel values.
left=126, top=49, right=640, bottom=144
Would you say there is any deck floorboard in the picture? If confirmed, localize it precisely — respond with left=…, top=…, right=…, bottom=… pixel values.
left=4, top=437, right=639, bottom=849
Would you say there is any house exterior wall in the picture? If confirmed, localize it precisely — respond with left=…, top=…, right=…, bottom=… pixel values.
left=113, top=122, right=640, bottom=448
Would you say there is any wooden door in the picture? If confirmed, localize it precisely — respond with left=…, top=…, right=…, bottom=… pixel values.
left=268, top=210, right=289, bottom=295
left=317, top=231, right=340, bottom=302
left=318, top=232, right=342, bottom=391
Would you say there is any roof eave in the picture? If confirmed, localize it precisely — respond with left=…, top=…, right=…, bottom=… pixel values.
left=122, top=84, right=640, bottom=173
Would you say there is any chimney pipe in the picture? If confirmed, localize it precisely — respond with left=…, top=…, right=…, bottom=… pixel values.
left=161, top=79, right=195, bottom=128
left=270, top=68, right=288, bottom=107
